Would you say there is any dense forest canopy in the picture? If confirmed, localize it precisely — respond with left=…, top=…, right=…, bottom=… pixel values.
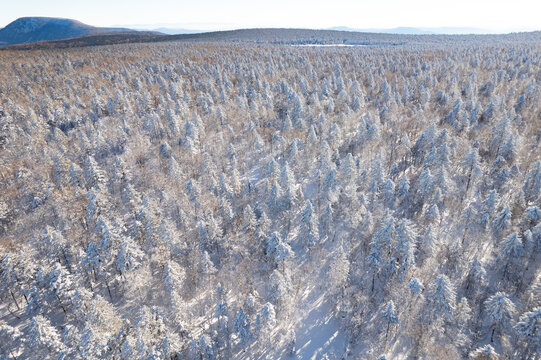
left=0, top=39, right=540, bottom=359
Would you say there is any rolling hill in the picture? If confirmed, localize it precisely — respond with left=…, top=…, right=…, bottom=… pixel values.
left=1, top=19, right=540, bottom=50
left=0, top=17, right=145, bottom=46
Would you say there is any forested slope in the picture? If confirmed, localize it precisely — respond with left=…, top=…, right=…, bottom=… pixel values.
left=0, top=41, right=540, bottom=359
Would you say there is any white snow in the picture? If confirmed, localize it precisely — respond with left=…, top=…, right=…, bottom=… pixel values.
left=291, top=44, right=367, bottom=47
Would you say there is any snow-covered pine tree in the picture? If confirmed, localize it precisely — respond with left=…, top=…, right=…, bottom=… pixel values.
left=267, top=180, right=282, bottom=213
left=299, top=200, right=320, bottom=248
left=394, top=218, right=418, bottom=280
left=408, top=278, right=425, bottom=295
left=27, top=315, right=64, bottom=355
left=320, top=202, right=334, bottom=242
left=429, top=275, right=456, bottom=319
left=523, top=161, right=541, bottom=203
left=515, top=307, right=541, bottom=352
left=242, top=205, right=257, bottom=232
left=233, top=308, right=251, bottom=346
left=266, top=231, right=294, bottom=269
left=469, top=344, right=498, bottom=360
left=485, top=291, right=516, bottom=342
left=500, top=232, right=523, bottom=259
left=462, top=147, right=482, bottom=201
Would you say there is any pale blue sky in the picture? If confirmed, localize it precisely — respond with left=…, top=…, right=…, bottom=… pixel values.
left=1, top=0, right=540, bottom=32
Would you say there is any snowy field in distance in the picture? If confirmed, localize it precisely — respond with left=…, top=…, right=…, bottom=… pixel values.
left=291, top=44, right=367, bottom=47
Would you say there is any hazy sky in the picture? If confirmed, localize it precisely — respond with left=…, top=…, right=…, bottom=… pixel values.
left=1, top=0, right=540, bottom=32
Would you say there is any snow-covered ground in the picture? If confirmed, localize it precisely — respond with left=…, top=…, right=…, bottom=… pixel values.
left=291, top=285, right=347, bottom=359
left=291, top=44, right=367, bottom=47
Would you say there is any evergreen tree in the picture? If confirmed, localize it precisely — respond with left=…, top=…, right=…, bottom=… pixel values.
left=320, top=202, right=334, bottom=242
left=84, top=156, right=108, bottom=189
left=429, top=275, right=456, bottom=319
left=257, top=210, right=271, bottom=239
left=115, top=237, right=144, bottom=276
left=372, top=215, right=397, bottom=250
left=27, top=315, right=64, bottom=355
left=469, top=344, right=498, bottom=360
left=516, top=308, right=541, bottom=351
left=523, top=161, right=541, bottom=202
left=268, top=269, right=289, bottom=305
left=255, top=302, right=276, bottom=336
left=0, top=320, right=23, bottom=359
left=382, top=179, right=396, bottom=208
left=485, top=291, right=516, bottom=342
left=381, top=300, right=399, bottom=325
left=242, top=205, right=257, bottom=232
left=233, top=308, right=251, bottom=346
left=420, top=225, right=436, bottom=255
left=481, top=190, right=500, bottom=230
left=394, top=218, right=418, bottom=279
left=461, top=146, right=482, bottom=199
left=267, top=180, right=282, bottom=213
left=493, top=206, right=512, bottom=235
left=381, top=300, right=398, bottom=345
left=299, top=200, right=320, bottom=248
left=408, top=278, right=425, bottom=295
left=500, top=232, right=523, bottom=258
left=266, top=232, right=294, bottom=268
left=321, top=166, right=337, bottom=194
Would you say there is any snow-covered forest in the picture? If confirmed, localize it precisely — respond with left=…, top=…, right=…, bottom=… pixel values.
left=0, top=39, right=541, bottom=359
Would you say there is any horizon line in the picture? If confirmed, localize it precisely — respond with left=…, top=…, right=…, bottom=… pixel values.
left=1, top=17, right=540, bottom=35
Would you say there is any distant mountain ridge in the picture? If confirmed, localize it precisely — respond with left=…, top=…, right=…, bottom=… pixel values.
left=328, top=26, right=434, bottom=34
left=327, top=26, right=498, bottom=35
left=144, top=28, right=209, bottom=35
left=1, top=21, right=541, bottom=51
left=0, top=17, right=143, bottom=46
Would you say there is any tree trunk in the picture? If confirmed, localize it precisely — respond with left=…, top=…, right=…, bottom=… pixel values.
left=10, top=348, right=18, bottom=360
left=388, top=143, right=395, bottom=172
left=10, top=291, right=19, bottom=310
left=62, top=248, right=72, bottom=272
left=384, top=322, right=390, bottom=350
left=461, top=226, right=468, bottom=245
left=56, top=293, right=67, bottom=314
left=7, top=305, right=20, bottom=320
left=503, top=260, right=510, bottom=280
left=106, top=279, right=113, bottom=301
left=463, top=165, right=473, bottom=202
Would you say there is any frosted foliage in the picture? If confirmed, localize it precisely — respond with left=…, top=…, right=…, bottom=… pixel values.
left=408, top=278, right=425, bottom=294
left=516, top=308, right=541, bottom=344
left=381, top=300, right=398, bottom=324
left=485, top=292, right=516, bottom=325
left=27, top=315, right=63, bottom=353
left=469, top=344, right=498, bottom=359
left=1, top=35, right=541, bottom=359
left=300, top=200, right=319, bottom=247
left=501, top=233, right=522, bottom=258
left=429, top=275, right=456, bottom=319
